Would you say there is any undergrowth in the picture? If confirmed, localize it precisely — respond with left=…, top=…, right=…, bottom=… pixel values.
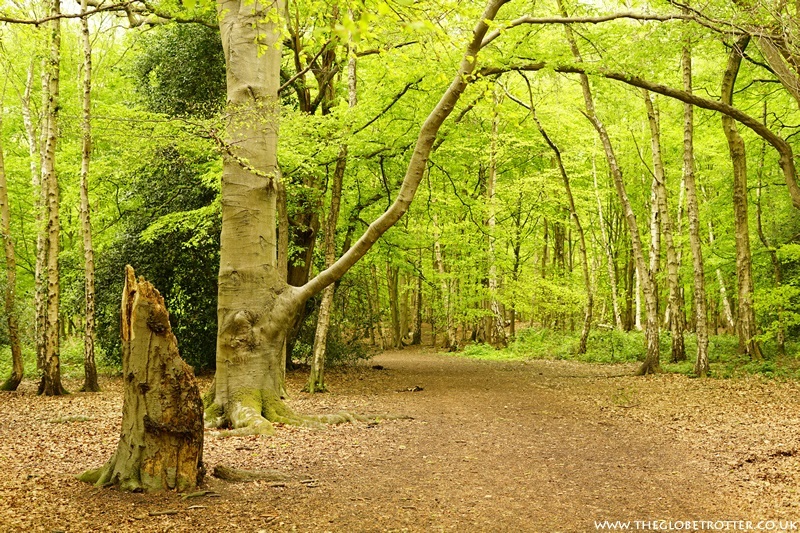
left=458, top=328, right=800, bottom=379
left=0, top=337, right=116, bottom=384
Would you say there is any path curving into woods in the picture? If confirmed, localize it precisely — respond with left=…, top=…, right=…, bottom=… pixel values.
left=1, top=347, right=798, bottom=531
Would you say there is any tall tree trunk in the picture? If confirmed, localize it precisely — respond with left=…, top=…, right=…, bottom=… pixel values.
left=721, top=36, right=762, bottom=359
left=307, top=52, right=356, bottom=393
left=755, top=104, right=786, bottom=355
left=0, top=112, right=22, bottom=391
left=79, top=266, right=203, bottom=491
left=369, top=263, right=386, bottom=349
left=530, top=106, right=592, bottom=353
left=207, top=0, right=299, bottom=435
left=486, top=94, right=507, bottom=347
left=206, top=0, right=509, bottom=433
left=20, top=62, right=47, bottom=380
left=682, top=41, right=710, bottom=376
left=558, top=0, right=659, bottom=373
left=411, top=262, right=423, bottom=345
left=39, top=0, right=66, bottom=396
left=400, top=272, right=410, bottom=340
left=307, top=145, right=346, bottom=393
left=433, top=218, right=458, bottom=351
left=592, top=154, right=623, bottom=330
left=644, top=91, right=686, bottom=362
left=79, top=0, right=99, bottom=392
left=387, top=264, right=402, bottom=349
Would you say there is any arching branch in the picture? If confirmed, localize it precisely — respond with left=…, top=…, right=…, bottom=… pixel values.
left=478, top=61, right=800, bottom=209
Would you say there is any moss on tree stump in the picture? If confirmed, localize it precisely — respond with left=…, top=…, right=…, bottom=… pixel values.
left=78, top=266, right=204, bottom=492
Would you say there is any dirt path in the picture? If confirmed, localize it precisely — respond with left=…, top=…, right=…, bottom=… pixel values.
left=1, top=347, right=799, bottom=532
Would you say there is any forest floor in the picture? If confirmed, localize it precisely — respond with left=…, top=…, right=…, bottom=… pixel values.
left=1, top=347, right=800, bottom=532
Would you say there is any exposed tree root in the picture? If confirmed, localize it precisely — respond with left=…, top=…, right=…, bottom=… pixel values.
left=212, top=465, right=292, bottom=483
left=205, top=389, right=412, bottom=436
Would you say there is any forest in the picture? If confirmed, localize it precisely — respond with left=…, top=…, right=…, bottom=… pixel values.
left=2, top=0, right=800, bottom=530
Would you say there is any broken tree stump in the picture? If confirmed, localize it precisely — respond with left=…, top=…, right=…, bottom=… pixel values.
left=78, top=265, right=204, bottom=492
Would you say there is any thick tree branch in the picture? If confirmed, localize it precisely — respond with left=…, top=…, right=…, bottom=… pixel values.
left=0, top=1, right=137, bottom=24
left=478, top=61, right=800, bottom=209
left=278, top=39, right=334, bottom=95
left=482, top=12, right=694, bottom=48
left=295, top=0, right=512, bottom=303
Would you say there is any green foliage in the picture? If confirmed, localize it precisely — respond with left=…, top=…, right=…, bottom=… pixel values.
left=129, top=23, right=226, bottom=117
left=95, top=144, right=220, bottom=371
left=455, top=328, right=800, bottom=381
left=290, top=297, right=375, bottom=367
left=505, top=328, right=646, bottom=364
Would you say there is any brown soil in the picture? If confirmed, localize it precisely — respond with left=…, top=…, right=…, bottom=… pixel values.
left=1, top=347, right=799, bottom=532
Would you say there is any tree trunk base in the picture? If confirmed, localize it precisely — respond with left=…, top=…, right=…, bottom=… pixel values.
left=204, top=386, right=402, bottom=436
left=0, top=372, right=22, bottom=391
left=212, top=465, right=292, bottom=483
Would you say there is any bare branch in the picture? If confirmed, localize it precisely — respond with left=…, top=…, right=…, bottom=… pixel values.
left=353, top=77, right=423, bottom=135
left=278, top=39, right=335, bottom=95
left=0, top=1, right=135, bottom=25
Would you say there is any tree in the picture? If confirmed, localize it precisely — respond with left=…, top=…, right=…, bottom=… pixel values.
left=643, top=91, right=686, bottom=363
left=0, top=105, right=23, bottom=391
left=79, top=266, right=204, bottom=492
left=722, top=36, right=762, bottom=360
left=307, top=54, right=355, bottom=393
left=39, top=0, right=66, bottom=396
left=205, top=0, right=510, bottom=434
left=556, top=0, right=660, bottom=373
left=681, top=37, right=710, bottom=376
left=79, top=0, right=100, bottom=392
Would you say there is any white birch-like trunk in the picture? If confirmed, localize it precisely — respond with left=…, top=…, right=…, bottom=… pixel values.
left=682, top=41, right=710, bottom=376
left=40, top=0, right=66, bottom=396
left=487, top=94, right=507, bottom=347
left=79, top=0, right=99, bottom=392
left=558, top=0, right=659, bottom=373
left=644, top=91, right=686, bottom=363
